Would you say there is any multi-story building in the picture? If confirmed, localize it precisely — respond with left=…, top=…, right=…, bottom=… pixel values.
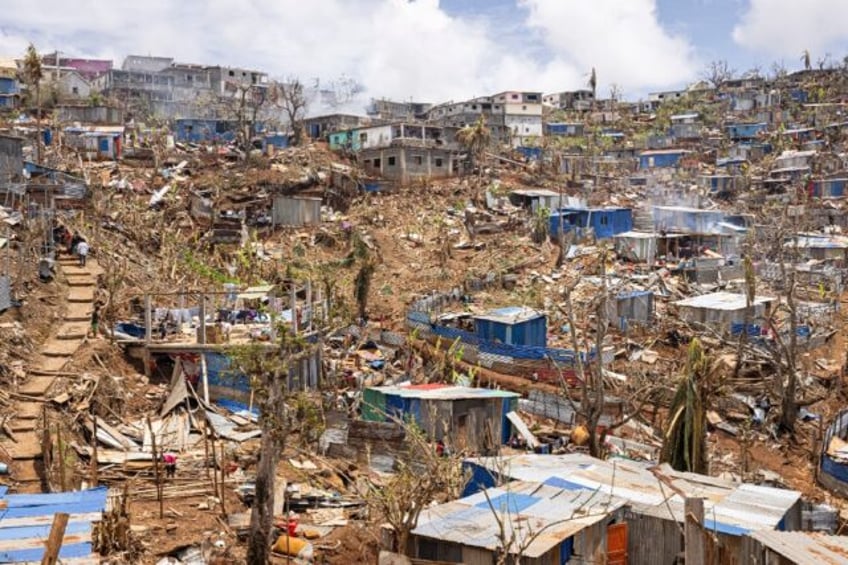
left=427, top=91, right=543, bottom=147
left=543, top=89, right=594, bottom=111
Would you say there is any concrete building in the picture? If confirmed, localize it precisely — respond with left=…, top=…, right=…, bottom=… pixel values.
left=543, top=89, right=595, bottom=111
left=366, top=98, right=432, bottom=121
left=0, top=58, right=20, bottom=109
left=427, top=90, right=543, bottom=147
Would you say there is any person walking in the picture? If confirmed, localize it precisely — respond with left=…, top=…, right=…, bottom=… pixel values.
left=76, top=240, right=89, bottom=267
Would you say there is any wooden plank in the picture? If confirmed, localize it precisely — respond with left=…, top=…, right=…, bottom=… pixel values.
left=40, top=513, right=69, bottom=565
left=0, top=513, right=102, bottom=530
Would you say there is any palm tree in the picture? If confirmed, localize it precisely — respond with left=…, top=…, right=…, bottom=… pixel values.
left=588, top=67, right=597, bottom=103
left=456, top=114, right=491, bottom=173
left=22, top=44, right=43, bottom=163
left=660, top=339, right=710, bottom=474
left=456, top=115, right=492, bottom=206
left=801, top=49, right=811, bottom=71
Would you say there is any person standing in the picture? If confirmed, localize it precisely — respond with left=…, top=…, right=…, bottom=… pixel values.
left=163, top=452, right=177, bottom=478
left=76, top=240, right=90, bottom=267
left=89, top=302, right=101, bottom=338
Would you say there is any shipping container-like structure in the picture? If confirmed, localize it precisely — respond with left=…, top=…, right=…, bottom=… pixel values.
left=673, top=291, right=776, bottom=329
left=550, top=207, right=633, bottom=240
left=472, top=307, right=547, bottom=348
left=361, top=383, right=519, bottom=454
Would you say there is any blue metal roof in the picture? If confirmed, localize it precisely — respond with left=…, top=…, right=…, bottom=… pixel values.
left=0, top=486, right=107, bottom=563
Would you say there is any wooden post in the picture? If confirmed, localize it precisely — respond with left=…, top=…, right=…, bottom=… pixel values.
left=90, top=407, right=99, bottom=485
left=144, top=294, right=152, bottom=344
left=219, top=442, right=227, bottom=518
left=40, top=512, right=69, bottom=565
left=41, top=405, right=51, bottom=472
left=199, top=293, right=207, bottom=344
left=200, top=353, right=209, bottom=404
left=305, top=279, right=312, bottom=332
left=210, top=432, right=218, bottom=494
left=203, top=421, right=210, bottom=480
left=290, top=284, right=298, bottom=334
left=685, top=497, right=706, bottom=565
left=146, top=416, right=163, bottom=519
left=56, top=424, right=66, bottom=491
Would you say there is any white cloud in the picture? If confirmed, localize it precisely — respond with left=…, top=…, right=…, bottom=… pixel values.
left=520, top=0, right=700, bottom=93
left=733, top=0, right=848, bottom=59
left=0, top=0, right=697, bottom=108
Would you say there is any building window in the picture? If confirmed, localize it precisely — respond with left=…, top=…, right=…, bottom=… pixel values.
left=388, top=156, right=396, bottom=166
left=471, top=105, right=477, bottom=110
left=373, top=158, right=381, bottom=168
left=511, top=94, right=519, bottom=100
left=413, top=155, right=423, bottom=165
left=228, top=70, right=234, bottom=77
left=360, top=132, right=368, bottom=142
left=435, top=158, right=443, bottom=167
left=600, top=216, right=609, bottom=226
left=72, top=86, right=79, bottom=95
left=523, top=105, right=527, bottom=110
left=186, top=74, right=193, bottom=81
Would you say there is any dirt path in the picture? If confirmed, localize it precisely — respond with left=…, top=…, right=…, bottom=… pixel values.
left=1, top=255, right=100, bottom=493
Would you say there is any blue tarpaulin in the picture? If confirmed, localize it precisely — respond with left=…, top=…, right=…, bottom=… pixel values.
left=0, top=486, right=107, bottom=562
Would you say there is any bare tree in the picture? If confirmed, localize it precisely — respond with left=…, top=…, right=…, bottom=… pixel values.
left=21, top=44, right=43, bottom=164
left=230, top=328, right=311, bottom=565
left=364, top=419, right=467, bottom=554
left=609, top=83, right=623, bottom=106
left=271, top=79, right=308, bottom=146
left=553, top=248, right=655, bottom=457
left=802, top=49, right=812, bottom=71
left=703, top=60, right=735, bottom=89
left=771, top=60, right=789, bottom=81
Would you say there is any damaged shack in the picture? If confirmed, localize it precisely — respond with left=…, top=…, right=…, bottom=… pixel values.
left=361, top=383, right=518, bottom=454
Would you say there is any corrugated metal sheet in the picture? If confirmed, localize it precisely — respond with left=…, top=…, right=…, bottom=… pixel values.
left=749, top=531, right=848, bottom=565
left=463, top=454, right=801, bottom=534
left=413, top=481, right=625, bottom=559
left=674, top=291, right=775, bottom=311
left=367, top=384, right=519, bottom=401
left=0, top=486, right=107, bottom=563
left=0, top=275, right=10, bottom=312
left=271, top=196, right=321, bottom=227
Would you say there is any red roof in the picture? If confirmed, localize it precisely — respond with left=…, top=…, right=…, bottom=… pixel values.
left=401, top=383, right=451, bottom=390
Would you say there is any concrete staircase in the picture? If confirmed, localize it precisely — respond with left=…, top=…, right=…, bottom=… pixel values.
left=1, top=255, right=98, bottom=493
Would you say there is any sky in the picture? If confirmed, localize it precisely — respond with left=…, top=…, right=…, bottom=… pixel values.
left=1, top=0, right=847, bottom=109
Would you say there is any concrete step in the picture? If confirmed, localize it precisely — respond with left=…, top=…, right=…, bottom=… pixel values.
left=65, top=302, right=92, bottom=322
left=10, top=459, right=43, bottom=486
left=15, top=403, right=41, bottom=419
left=18, top=376, right=55, bottom=394
left=2, top=431, right=44, bottom=459
left=68, top=288, right=95, bottom=303
left=56, top=322, right=90, bottom=340
left=67, top=278, right=95, bottom=288
left=36, top=357, right=68, bottom=373
left=9, top=420, right=37, bottom=433
left=41, top=336, right=80, bottom=356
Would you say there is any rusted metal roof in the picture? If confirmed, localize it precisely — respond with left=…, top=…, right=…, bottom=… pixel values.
left=750, top=531, right=848, bottom=565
